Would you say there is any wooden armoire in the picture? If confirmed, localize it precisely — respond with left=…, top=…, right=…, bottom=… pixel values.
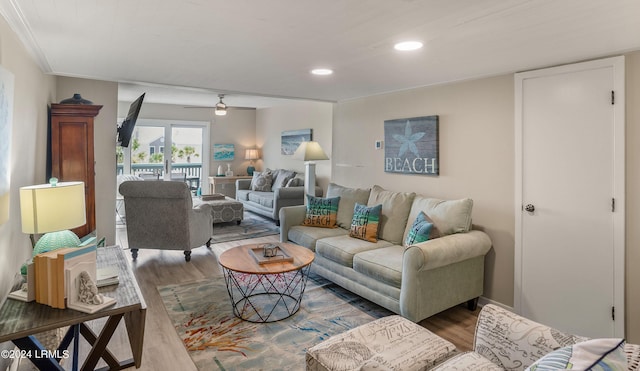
left=49, top=103, right=103, bottom=238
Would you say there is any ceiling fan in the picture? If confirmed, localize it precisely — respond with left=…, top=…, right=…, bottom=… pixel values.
left=214, top=94, right=227, bottom=116
left=183, top=94, right=255, bottom=115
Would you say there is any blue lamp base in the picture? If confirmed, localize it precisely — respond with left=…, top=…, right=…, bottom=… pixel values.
left=33, top=230, right=81, bottom=255
left=247, top=166, right=256, bottom=176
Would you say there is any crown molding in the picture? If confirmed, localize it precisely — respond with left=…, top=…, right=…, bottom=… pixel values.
left=0, top=0, right=52, bottom=72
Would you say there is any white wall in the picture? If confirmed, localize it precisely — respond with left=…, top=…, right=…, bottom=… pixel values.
left=333, top=75, right=515, bottom=307
left=256, top=101, right=334, bottom=191
left=0, top=15, right=56, bottom=311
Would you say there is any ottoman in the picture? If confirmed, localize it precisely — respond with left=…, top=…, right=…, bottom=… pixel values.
left=197, top=197, right=244, bottom=224
left=306, top=315, right=457, bottom=371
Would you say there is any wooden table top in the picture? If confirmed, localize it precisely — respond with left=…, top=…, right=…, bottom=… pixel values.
left=0, top=246, right=146, bottom=342
left=218, top=243, right=314, bottom=275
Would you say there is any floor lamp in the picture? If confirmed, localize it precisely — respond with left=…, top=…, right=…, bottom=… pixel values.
left=293, top=141, right=329, bottom=198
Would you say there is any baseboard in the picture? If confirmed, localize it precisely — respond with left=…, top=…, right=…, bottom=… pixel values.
left=477, top=296, right=514, bottom=312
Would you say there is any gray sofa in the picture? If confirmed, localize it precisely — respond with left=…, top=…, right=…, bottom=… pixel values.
left=279, top=183, right=492, bottom=322
left=236, top=168, right=321, bottom=225
left=119, top=180, right=213, bottom=261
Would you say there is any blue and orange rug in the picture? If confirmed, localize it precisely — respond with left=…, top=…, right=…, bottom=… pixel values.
left=157, top=273, right=392, bottom=370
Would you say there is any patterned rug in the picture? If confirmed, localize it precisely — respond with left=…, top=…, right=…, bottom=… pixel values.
left=211, top=212, right=280, bottom=244
left=158, top=273, right=392, bottom=370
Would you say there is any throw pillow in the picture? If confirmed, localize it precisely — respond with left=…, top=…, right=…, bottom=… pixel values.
left=326, top=183, right=371, bottom=230
left=250, top=171, right=272, bottom=191
left=349, top=203, right=382, bottom=242
left=367, top=185, right=416, bottom=245
left=285, top=177, right=302, bottom=187
left=404, top=211, right=433, bottom=246
left=302, top=195, right=340, bottom=228
left=404, top=196, right=472, bottom=239
left=272, top=170, right=296, bottom=191
left=525, top=338, right=627, bottom=371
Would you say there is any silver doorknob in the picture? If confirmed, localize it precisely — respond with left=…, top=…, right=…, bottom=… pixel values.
left=524, top=204, right=535, bottom=212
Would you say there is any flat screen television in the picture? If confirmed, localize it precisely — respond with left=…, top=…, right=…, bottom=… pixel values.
left=117, top=93, right=145, bottom=147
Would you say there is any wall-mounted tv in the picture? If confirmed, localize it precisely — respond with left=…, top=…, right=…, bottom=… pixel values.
left=117, top=93, right=145, bottom=147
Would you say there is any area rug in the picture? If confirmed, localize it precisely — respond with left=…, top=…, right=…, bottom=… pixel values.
left=211, top=212, right=280, bottom=244
left=158, top=273, right=392, bottom=370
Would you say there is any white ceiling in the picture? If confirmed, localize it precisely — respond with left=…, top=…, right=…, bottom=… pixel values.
left=2, top=0, right=639, bottom=108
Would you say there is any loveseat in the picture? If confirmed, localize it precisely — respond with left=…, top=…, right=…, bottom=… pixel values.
left=279, top=183, right=492, bottom=322
left=236, top=168, right=322, bottom=225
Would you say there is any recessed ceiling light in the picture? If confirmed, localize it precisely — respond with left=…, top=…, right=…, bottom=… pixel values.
left=394, top=41, right=423, bottom=51
left=311, top=68, right=333, bottom=76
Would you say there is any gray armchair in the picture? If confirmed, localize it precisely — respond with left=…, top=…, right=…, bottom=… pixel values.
left=119, top=180, right=213, bottom=261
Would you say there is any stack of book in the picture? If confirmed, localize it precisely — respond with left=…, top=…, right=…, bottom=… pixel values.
left=33, top=244, right=97, bottom=309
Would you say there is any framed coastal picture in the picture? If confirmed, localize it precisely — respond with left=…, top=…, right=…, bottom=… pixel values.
left=384, top=115, right=439, bottom=176
left=213, top=143, right=235, bottom=161
left=281, top=129, right=312, bottom=155
left=0, top=65, right=14, bottom=225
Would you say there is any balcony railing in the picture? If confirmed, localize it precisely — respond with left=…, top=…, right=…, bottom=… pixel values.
left=117, top=163, right=203, bottom=191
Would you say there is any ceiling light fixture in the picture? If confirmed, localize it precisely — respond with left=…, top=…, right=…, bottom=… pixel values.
left=394, top=41, right=423, bottom=51
left=215, top=94, right=227, bottom=116
left=311, top=68, right=333, bottom=76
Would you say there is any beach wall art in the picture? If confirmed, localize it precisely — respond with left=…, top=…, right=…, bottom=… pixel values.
left=213, top=143, right=235, bottom=161
left=281, top=129, right=312, bottom=155
left=384, top=115, right=439, bottom=176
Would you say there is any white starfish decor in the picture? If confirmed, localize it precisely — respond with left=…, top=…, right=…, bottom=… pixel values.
left=393, top=121, right=425, bottom=158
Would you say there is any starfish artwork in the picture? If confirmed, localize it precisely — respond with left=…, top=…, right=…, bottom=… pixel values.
left=393, top=121, right=425, bottom=158
left=384, top=115, right=439, bottom=175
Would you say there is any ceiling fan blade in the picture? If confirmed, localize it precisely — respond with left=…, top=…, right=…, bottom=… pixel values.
left=182, top=105, right=256, bottom=110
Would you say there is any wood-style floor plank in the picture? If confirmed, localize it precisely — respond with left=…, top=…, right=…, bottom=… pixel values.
left=20, top=222, right=478, bottom=370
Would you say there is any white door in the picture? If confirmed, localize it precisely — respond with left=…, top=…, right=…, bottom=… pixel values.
left=514, top=56, right=625, bottom=338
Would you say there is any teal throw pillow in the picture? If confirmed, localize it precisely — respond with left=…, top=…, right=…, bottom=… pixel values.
left=349, top=203, right=382, bottom=242
left=405, top=211, right=433, bottom=246
left=302, top=195, right=340, bottom=228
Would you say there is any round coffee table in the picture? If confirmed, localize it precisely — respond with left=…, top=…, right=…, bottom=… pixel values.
left=218, top=243, right=315, bottom=323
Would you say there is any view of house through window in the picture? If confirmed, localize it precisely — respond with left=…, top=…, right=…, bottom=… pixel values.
left=117, top=119, right=209, bottom=195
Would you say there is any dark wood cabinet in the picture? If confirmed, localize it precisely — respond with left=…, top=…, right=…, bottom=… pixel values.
left=50, top=103, right=102, bottom=238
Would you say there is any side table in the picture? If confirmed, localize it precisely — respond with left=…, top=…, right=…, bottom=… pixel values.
left=0, top=246, right=146, bottom=371
left=208, top=175, right=252, bottom=198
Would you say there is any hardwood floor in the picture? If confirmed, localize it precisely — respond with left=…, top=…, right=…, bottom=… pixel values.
left=29, top=223, right=478, bottom=370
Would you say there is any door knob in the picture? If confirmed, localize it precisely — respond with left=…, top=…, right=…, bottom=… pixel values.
left=524, top=204, right=535, bottom=212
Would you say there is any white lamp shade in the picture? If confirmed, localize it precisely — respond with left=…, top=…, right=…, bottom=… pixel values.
left=245, top=149, right=260, bottom=160
left=20, top=181, right=86, bottom=234
left=292, top=141, right=329, bottom=161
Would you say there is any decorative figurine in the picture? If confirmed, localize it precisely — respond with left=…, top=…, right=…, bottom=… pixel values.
left=78, top=271, right=105, bottom=305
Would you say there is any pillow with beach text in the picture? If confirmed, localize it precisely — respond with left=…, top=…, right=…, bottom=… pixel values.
left=302, top=195, right=340, bottom=228
left=349, top=203, right=382, bottom=242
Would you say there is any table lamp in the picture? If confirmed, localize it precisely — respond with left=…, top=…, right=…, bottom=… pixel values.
left=20, top=178, right=86, bottom=255
left=245, top=148, right=260, bottom=176
left=293, top=141, right=329, bottom=198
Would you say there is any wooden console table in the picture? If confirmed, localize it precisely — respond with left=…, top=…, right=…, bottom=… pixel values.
left=0, top=246, right=146, bottom=370
left=208, top=175, right=252, bottom=198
